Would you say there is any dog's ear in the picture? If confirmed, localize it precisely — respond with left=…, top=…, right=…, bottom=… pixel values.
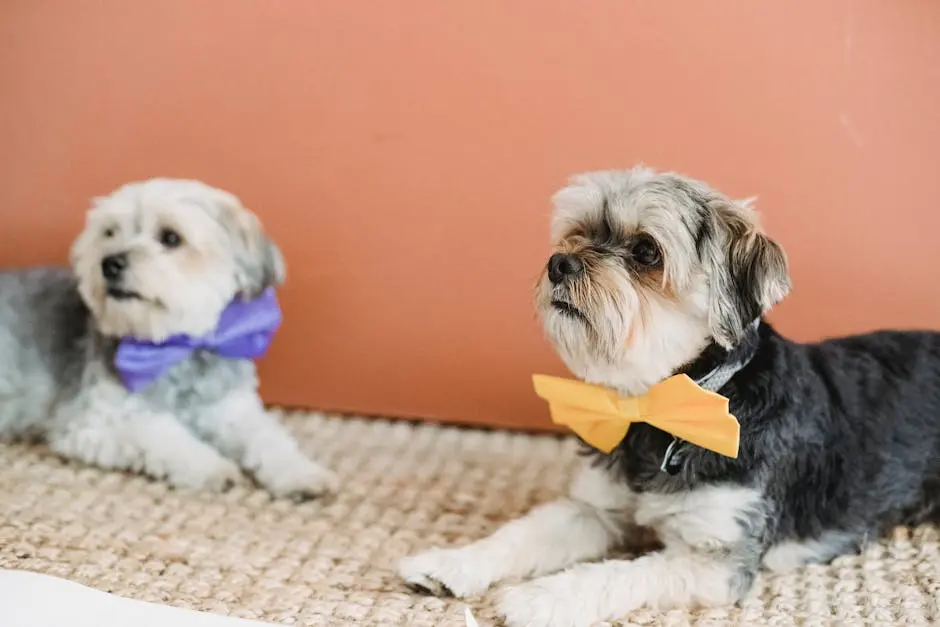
left=219, top=199, right=286, bottom=298
left=703, top=199, right=790, bottom=348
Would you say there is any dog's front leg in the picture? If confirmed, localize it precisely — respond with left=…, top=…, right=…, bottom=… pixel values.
left=186, top=388, right=338, bottom=500
left=398, top=463, right=635, bottom=598
left=49, top=396, right=242, bottom=492
left=498, top=547, right=758, bottom=627
left=499, top=484, right=767, bottom=627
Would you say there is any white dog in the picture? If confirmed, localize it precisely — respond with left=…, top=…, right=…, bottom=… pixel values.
left=0, top=178, right=337, bottom=499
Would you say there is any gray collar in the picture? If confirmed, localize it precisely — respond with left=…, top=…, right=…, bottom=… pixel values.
left=660, top=319, right=760, bottom=473
left=695, top=319, right=760, bottom=392
left=695, top=357, right=750, bottom=392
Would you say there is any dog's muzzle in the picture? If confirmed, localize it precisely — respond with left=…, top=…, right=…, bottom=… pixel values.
left=101, top=252, right=143, bottom=300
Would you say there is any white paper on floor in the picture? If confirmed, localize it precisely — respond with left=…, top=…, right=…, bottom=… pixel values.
left=0, top=569, right=276, bottom=627
left=465, top=606, right=480, bottom=626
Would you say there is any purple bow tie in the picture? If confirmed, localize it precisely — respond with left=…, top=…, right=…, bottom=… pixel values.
left=114, top=288, right=283, bottom=392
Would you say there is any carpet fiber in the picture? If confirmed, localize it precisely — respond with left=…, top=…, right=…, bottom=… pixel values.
left=0, top=412, right=938, bottom=626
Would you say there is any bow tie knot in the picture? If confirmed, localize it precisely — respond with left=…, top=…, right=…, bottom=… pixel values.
left=614, top=396, right=642, bottom=418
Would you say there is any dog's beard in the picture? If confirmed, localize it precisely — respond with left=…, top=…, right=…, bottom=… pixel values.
left=90, top=293, right=228, bottom=341
left=539, top=274, right=631, bottom=356
left=536, top=273, right=712, bottom=396
left=537, top=270, right=634, bottom=384
left=96, top=297, right=174, bottom=340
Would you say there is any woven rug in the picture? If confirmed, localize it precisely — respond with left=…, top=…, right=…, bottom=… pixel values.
left=0, top=411, right=938, bottom=626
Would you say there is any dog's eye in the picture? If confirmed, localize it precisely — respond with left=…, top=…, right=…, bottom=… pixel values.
left=630, top=235, right=662, bottom=268
left=103, top=228, right=115, bottom=238
left=158, top=228, right=183, bottom=249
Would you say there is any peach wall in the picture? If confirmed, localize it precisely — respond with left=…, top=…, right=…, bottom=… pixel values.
left=2, top=1, right=939, bottom=430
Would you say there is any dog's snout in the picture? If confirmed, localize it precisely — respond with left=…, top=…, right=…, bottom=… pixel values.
left=547, top=253, right=583, bottom=285
left=101, top=253, right=129, bottom=281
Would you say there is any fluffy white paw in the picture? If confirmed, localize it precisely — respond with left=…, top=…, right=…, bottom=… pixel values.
left=257, top=458, right=339, bottom=501
left=398, top=547, right=494, bottom=598
left=499, top=574, right=601, bottom=627
left=167, top=455, right=243, bottom=493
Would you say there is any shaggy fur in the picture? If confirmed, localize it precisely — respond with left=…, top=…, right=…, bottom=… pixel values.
left=0, top=179, right=337, bottom=498
left=399, top=166, right=940, bottom=627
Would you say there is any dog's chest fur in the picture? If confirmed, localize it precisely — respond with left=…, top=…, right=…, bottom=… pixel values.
left=103, top=345, right=256, bottom=417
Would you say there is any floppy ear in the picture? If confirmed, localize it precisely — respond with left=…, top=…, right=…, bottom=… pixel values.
left=220, top=201, right=286, bottom=298
left=703, top=199, right=790, bottom=348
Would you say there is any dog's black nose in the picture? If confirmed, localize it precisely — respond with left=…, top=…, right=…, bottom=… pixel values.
left=101, top=253, right=129, bottom=281
left=547, top=253, right=583, bottom=285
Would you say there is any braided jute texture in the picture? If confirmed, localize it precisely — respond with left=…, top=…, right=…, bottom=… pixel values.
left=1, top=412, right=938, bottom=626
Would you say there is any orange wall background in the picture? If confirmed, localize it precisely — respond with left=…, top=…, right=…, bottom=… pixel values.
left=2, top=1, right=940, bottom=430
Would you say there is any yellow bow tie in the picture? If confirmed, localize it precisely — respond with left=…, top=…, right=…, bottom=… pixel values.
left=532, top=374, right=739, bottom=458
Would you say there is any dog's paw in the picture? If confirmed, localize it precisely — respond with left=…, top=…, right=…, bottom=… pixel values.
left=499, top=575, right=598, bottom=627
left=258, top=459, right=339, bottom=501
left=168, top=455, right=243, bottom=493
left=398, top=548, right=493, bottom=598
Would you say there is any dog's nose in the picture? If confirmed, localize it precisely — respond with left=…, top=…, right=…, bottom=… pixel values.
left=547, top=253, right=583, bottom=285
left=101, top=253, right=129, bottom=281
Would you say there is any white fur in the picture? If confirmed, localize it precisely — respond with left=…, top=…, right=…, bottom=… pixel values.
left=398, top=464, right=631, bottom=597
left=47, top=374, right=244, bottom=491
left=498, top=549, right=739, bottom=627
left=190, top=388, right=338, bottom=498
left=0, top=179, right=335, bottom=499
left=71, top=179, right=248, bottom=341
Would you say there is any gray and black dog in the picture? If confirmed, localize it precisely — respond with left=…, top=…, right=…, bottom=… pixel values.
left=400, top=166, right=940, bottom=627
